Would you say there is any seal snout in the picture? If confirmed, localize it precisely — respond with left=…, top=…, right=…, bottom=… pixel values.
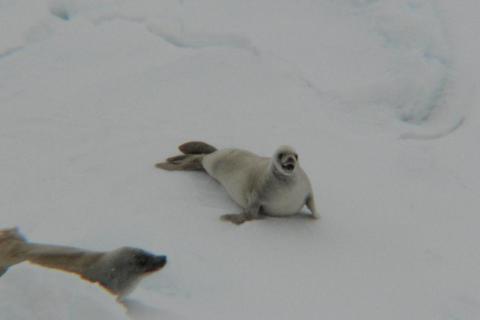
left=280, top=154, right=297, bottom=172
left=146, top=255, right=167, bottom=272
left=132, top=249, right=168, bottom=273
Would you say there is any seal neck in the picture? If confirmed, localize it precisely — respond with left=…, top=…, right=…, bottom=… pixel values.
left=270, top=162, right=294, bottom=183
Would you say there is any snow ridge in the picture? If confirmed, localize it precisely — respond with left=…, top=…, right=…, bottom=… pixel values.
left=147, top=24, right=258, bottom=54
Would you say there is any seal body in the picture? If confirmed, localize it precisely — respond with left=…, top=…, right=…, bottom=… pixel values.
left=0, top=228, right=167, bottom=298
left=202, top=149, right=311, bottom=216
left=261, top=169, right=313, bottom=216
left=156, top=142, right=319, bottom=224
left=202, top=149, right=267, bottom=209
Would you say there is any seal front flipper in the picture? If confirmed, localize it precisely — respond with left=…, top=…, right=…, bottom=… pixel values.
left=306, top=195, right=320, bottom=219
left=221, top=203, right=262, bottom=225
left=221, top=212, right=266, bottom=225
left=221, top=213, right=253, bottom=225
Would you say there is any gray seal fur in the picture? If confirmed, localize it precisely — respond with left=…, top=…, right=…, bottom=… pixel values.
left=0, top=228, right=167, bottom=299
left=156, top=142, right=319, bottom=224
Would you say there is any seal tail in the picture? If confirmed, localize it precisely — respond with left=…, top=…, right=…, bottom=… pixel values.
left=155, top=141, right=217, bottom=171
left=0, top=227, right=29, bottom=276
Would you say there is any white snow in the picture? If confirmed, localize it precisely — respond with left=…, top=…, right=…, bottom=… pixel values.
left=0, top=264, right=128, bottom=320
left=1, top=0, right=480, bottom=319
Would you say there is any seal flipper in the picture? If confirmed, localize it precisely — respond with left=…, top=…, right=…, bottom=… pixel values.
left=155, top=154, right=204, bottom=171
left=0, top=227, right=29, bottom=272
left=306, top=195, right=320, bottom=219
left=221, top=213, right=251, bottom=225
left=178, top=141, right=217, bottom=155
left=220, top=212, right=264, bottom=225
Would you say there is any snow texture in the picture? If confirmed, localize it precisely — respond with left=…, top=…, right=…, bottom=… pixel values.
left=0, top=264, right=128, bottom=320
left=1, top=0, right=480, bottom=319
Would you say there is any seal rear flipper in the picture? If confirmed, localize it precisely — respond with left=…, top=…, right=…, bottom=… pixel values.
left=155, top=162, right=184, bottom=171
left=178, top=141, right=217, bottom=155
left=166, top=155, right=188, bottom=164
left=155, top=154, right=204, bottom=171
left=0, top=227, right=26, bottom=242
left=0, top=227, right=29, bottom=270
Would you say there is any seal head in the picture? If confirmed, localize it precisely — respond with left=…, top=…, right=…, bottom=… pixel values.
left=90, top=247, right=167, bottom=298
left=272, top=145, right=299, bottom=177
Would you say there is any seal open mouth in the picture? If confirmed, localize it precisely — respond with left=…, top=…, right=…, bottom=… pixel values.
left=282, top=163, right=295, bottom=171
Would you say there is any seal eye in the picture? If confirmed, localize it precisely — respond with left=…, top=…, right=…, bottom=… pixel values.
left=278, top=153, right=284, bottom=160
left=294, top=153, right=298, bottom=160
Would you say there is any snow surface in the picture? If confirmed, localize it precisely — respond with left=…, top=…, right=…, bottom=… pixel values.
left=1, top=0, right=480, bottom=319
left=0, top=264, right=128, bottom=320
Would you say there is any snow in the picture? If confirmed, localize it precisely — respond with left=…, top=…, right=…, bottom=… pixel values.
left=1, top=0, right=480, bottom=319
left=0, top=264, right=128, bottom=320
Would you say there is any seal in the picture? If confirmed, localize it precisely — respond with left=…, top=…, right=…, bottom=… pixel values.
left=0, top=228, right=167, bottom=299
left=156, top=142, right=319, bottom=224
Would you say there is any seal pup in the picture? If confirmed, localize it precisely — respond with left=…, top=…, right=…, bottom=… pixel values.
left=156, top=141, right=319, bottom=224
left=0, top=228, right=167, bottom=299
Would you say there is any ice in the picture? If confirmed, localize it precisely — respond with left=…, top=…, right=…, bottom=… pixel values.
left=1, top=0, right=480, bottom=319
